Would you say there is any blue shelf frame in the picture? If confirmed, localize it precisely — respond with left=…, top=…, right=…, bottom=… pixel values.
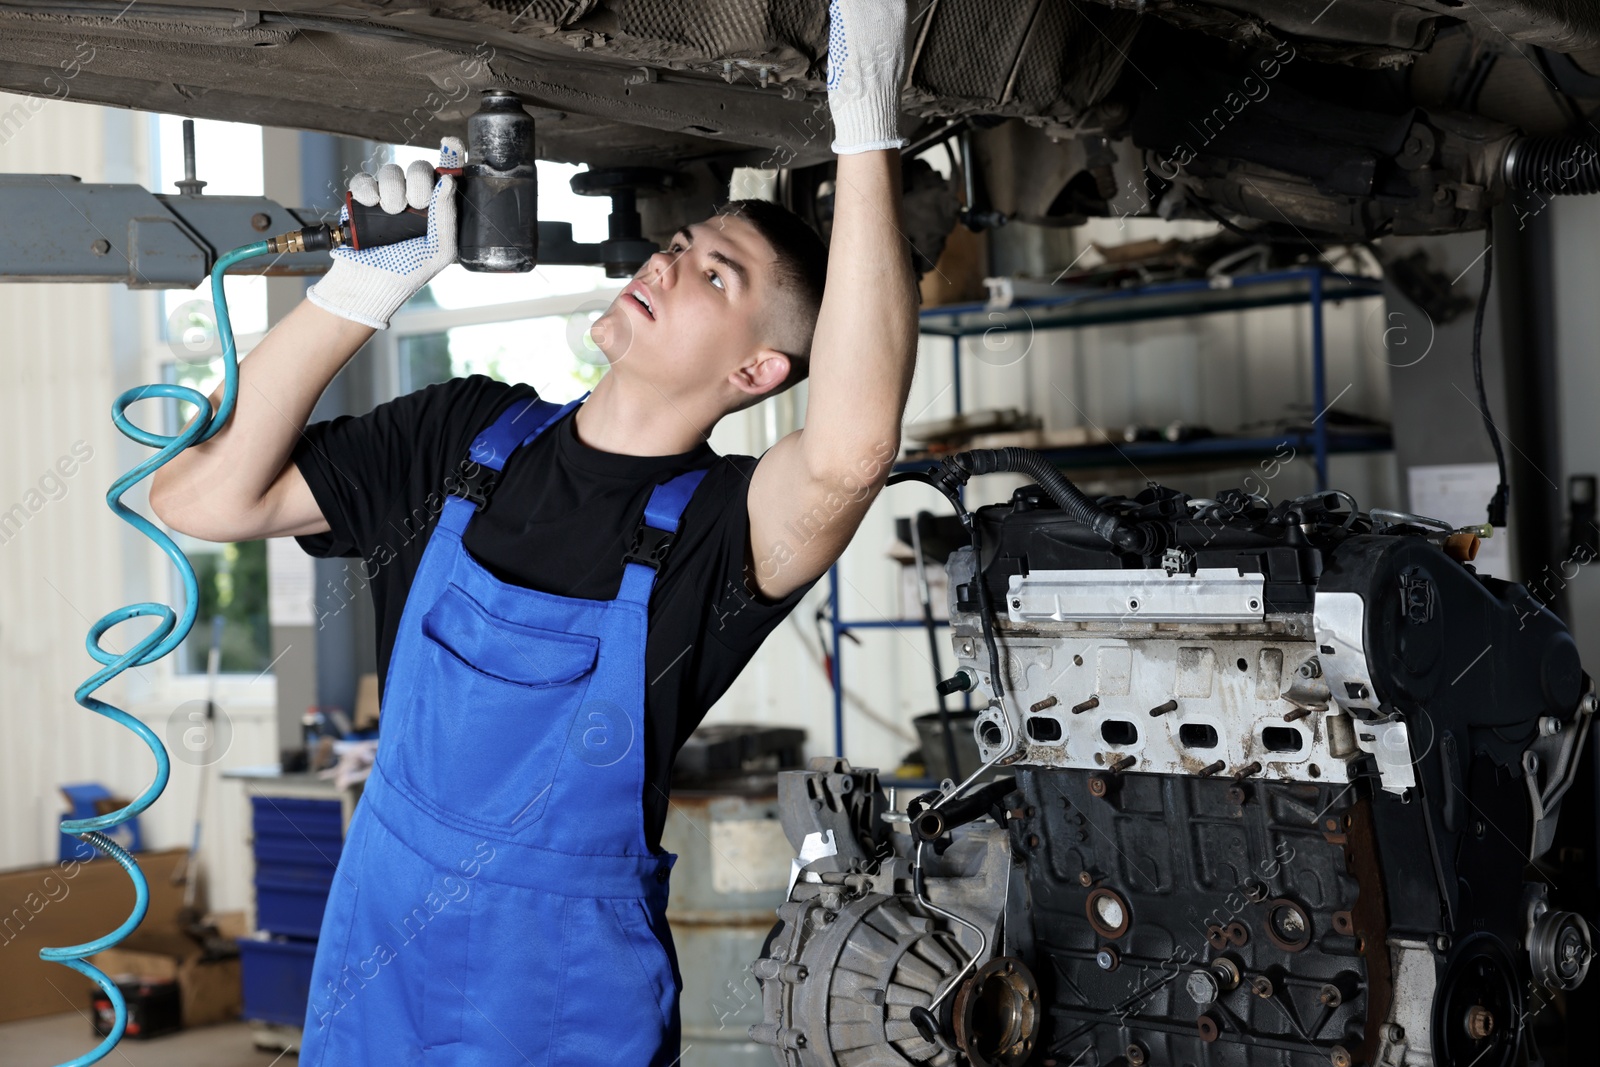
left=824, top=266, right=1388, bottom=757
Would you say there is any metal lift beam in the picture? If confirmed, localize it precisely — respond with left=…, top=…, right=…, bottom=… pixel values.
left=0, top=173, right=624, bottom=287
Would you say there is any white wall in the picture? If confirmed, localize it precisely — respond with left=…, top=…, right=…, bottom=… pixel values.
left=0, top=92, right=276, bottom=921
left=702, top=214, right=1398, bottom=778
left=0, top=92, right=124, bottom=868
left=1550, top=195, right=1600, bottom=670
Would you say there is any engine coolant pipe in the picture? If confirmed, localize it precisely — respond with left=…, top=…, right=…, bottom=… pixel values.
left=928, top=447, right=1160, bottom=555
left=1504, top=132, right=1600, bottom=197
left=46, top=237, right=276, bottom=1066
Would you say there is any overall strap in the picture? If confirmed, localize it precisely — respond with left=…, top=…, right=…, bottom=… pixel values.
left=616, top=468, right=710, bottom=605
left=438, top=393, right=584, bottom=535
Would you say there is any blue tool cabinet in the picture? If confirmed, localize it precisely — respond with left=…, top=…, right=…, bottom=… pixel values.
left=237, top=793, right=345, bottom=1029
left=250, top=796, right=343, bottom=938
left=237, top=937, right=321, bottom=1028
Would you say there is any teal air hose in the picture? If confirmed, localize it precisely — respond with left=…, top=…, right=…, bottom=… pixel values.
left=46, top=240, right=269, bottom=1067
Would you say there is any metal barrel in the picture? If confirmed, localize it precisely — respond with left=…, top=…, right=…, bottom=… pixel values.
left=662, top=787, right=792, bottom=1067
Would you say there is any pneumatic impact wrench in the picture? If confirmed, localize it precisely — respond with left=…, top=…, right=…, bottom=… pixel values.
left=267, top=89, right=539, bottom=272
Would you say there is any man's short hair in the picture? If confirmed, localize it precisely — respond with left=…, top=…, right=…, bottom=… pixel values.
left=713, top=198, right=828, bottom=399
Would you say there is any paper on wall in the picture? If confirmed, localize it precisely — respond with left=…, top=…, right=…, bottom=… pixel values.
left=1406, top=463, right=1511, bottom=579
left=267, top=536, right=316, bottom=626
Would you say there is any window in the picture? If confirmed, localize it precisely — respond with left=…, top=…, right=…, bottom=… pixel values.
left=149, top=111, right=273, bottom=676
left=142, top=129, right=626, bottom=676
left=153, top=112, right=269, bottom=339
left=157, top=357, right=273, bottom=676
left=394, top=291, right=613, bottom=400
left=381, top=150, right=621, bottom=401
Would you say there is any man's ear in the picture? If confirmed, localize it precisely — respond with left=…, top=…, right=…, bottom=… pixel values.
left=729, top=347, right=791, bottom=399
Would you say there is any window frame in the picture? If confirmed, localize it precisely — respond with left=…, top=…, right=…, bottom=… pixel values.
left=136, top=286, right=626, bottom=691
left=379, top=285, right=624, bottom=395
left=134, top=115, right=625, bottom=700
left=128, top=300, right=278, bottom=707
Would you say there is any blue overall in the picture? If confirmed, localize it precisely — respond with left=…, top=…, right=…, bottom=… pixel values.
left=299, top=395, right=706, bottom=1065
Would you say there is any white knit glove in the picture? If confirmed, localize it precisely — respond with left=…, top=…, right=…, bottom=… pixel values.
left=305, top=137, right=463, bottom=329
left=826, top=0, right=908, bottom=154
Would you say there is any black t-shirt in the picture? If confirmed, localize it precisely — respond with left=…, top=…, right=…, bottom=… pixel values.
left=290, top=373, right=816, bottom=850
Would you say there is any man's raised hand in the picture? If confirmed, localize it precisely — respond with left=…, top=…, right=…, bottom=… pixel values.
left=825, top=0, right=910, bottom=155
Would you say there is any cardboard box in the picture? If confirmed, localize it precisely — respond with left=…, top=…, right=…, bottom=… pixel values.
left=0, top=848, right=234, bottom=1026
left=355, top=671, right=381, bottom=730
left=920, top=219, right=989, bottom=307
left=88, top=945, right=241, bottom=1029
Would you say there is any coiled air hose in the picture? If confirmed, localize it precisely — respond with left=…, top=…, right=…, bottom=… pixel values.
left=45, top=239, right=270, bottom=1067
left=931, top=447, right=1160, bottom=555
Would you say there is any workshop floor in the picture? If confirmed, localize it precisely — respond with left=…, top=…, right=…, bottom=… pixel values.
left=0, top=1013, right=291, bottom=1064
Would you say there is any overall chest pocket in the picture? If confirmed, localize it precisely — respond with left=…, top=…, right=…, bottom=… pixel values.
left=391, top=583, right=600, bottom=835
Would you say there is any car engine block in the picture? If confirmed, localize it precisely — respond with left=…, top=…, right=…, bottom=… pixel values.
left=751, top=478, right=1597, bottom=1067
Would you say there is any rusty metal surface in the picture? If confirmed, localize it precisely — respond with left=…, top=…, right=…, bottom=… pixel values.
left=0, top=0, right=1590, bottom=169
left=1340, top=797, right=1395, bottom=1067
left=4, top=1, right=1600, bottom=242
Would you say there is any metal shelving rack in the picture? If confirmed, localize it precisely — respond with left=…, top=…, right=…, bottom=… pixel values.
left=825, top=266, right=1389, bottom=756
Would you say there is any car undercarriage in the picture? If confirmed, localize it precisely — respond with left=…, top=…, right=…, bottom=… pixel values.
left=5, top=0, right=1600, bottom=243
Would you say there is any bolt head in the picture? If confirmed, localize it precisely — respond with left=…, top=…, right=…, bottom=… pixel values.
left=1559, top=929, right=1584, bottom=962
left=1185, top=969, right=1219, bottom=1005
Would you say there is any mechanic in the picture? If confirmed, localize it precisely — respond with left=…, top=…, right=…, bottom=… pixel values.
left=147, top=1, right=916, bottom=1062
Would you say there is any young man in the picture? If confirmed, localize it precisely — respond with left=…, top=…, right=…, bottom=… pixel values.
left=149, top=1, right=915, bottom=1062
